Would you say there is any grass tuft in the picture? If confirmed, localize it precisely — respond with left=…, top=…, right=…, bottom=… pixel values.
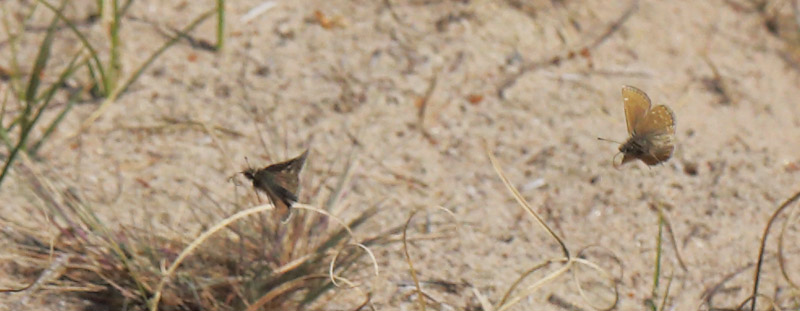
left=1, top=147, right=383, bottom=310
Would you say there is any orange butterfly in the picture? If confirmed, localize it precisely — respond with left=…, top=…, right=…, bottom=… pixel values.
left=617, top=86, right=676, bottom=166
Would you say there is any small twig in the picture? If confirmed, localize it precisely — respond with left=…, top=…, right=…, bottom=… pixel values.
left=0, top=253, right=69, bottom=297
left=547, top=293, right=586, bottom=311
left=402, top=210, right=427, bottom=311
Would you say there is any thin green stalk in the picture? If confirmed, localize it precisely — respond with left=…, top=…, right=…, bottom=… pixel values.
left=216, top=0, right=224, bottom=50
left=108, top=0, right=121, bottom=92
left=0, top=91, right=12, bottom=151
left=0, top=87, right=7, bottom=130
left=79, top=8, right=215, bottom=132
left=1, top=6, right=23, bottom=96
left=23, top=1, right=64, bottom=109
left=0, top=117, right=34, bottom=186
left=0, top=128, right=13, bottom=154
left=37, top=0, right=108, bottom=95
left=647, top=215, right=665, bottom=311
left=0, top=0, right=65, bottom=188
left=653, top=216, right=663, bottom=294
left=27, top=53, right=83, bottom=125
left=29, top=90, right=78, bottom=155
left=28, top=55, right=87, bottom=156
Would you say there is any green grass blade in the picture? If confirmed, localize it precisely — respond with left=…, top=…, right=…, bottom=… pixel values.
left=26, top=53, right=85, bottom=157
left=0, top=87, right=7, bottom=128
left=85, top=57, right=103, bottom=98
left=2, top=6, right=24, bottom=97
left=37, top=0, right=108, bottom=95
left=24, top=0, right=65, bottom=107
left=0, top=0, right=65, bottom=188
left=316, top=206, right=379, bottom=255
left=80, top=8, right=215, bottom=130
left=0, top=119, right=33, bottom=186
left=0, top=91, right=12, bottom=150
left=646, top=215, right=665, bottom=311
left=216, top=0, right=225, bottom=50
left=0, top=127, right=13, bottom=152
left=29, top=92, right=76, bottom=156
left=108, top=0, right=121, bottom=92
left=29, top=76, right=82, bottom=156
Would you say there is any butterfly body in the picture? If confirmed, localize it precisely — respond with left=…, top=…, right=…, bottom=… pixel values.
left=243, top=149, right=309, bottom=221
left=618, top=86, right=676, bottom=166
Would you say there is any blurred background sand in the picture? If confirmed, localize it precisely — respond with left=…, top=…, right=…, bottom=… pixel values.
left=2, top=0, right=800, bottom=310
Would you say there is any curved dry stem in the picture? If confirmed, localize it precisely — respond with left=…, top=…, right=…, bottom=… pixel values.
left=244, top=274, right=327, bottom=311
left=498, top=258, right=565, bottom=306
left=698, top=260, right=757, bottom=311
left=403, top=210, right=426, bottom=311
left=737, top=293, right=781, bottom=311
left=577, top=245, right=625, bottom=280
left=329, top=242, right=379, bottom=288
left=294, top=203, right=359, bottom=242
left=571, top=257, right=619, bottom=311
left=150, top=203, right=273, bottom=311
left=399, top=205, right=460, bottom=311
left=778, top=198, right=800, bottom=290
left=750, top=189, right=800, bottom=311
left=485, top=141, right=622, bottom=311
left=484, top=141, right=569, bottom=258
left=496, top=263, right=572, bottom=311
left=432, top=205, right=460, bottom=231
left=151, top=202, right=363, bottom=311
left=331, top=275, right=376, bottom=311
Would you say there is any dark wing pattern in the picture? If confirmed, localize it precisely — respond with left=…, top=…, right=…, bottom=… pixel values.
left=244, top=149, right=309, bottom=221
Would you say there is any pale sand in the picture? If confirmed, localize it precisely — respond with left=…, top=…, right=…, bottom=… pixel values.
left=2, top=0, right=800, bottom=310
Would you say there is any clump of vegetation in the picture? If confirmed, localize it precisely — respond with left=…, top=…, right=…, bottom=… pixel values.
left=1, top=147, right=382, bottom=310
left=0, top=0, right=223, bottom=188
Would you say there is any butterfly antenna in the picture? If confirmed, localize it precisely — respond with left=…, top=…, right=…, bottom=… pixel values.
left=597, top=137, right=623, bottom=144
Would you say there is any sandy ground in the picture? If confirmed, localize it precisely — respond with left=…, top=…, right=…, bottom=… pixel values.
left=2, top=0, right=800, bottom=310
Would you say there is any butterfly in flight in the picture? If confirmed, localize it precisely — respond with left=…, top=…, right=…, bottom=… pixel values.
left=617, top=85, right=676, bottom=166
left=243, top=149, right=309, bottom=221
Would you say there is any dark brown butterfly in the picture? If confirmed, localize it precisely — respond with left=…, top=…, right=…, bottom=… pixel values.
left=243, top=149, right=309, bottom=221
left=618, top=85, right=676, bottom=166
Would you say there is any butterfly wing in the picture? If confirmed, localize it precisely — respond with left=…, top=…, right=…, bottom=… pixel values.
left=634, top=105, right=675, bottom=136
left=245, top=149, right=309, bottom=221
left=263, top=149, right=309, bottom=220
left=635, top=105, right=676, bottom=164
left=622, top=85, right=652, bottom=135
left=264, top=149, right=308, bottom=195
left=262, top=182, right=294, bottom=221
